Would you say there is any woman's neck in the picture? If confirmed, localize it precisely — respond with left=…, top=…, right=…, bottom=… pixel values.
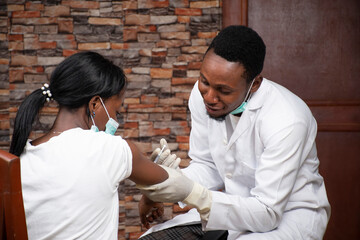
left=31, top=106, right=90, bottom=146
left=51, top=105, right=90, bottom=132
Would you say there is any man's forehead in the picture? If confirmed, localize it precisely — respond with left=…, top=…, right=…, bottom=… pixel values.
left=201, top=54, right=247, bottom=85
left=203, top=51, right=244, bottom=71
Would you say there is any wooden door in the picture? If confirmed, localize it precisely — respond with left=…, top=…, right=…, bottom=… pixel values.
left=223, top=0, right=360, bottom=239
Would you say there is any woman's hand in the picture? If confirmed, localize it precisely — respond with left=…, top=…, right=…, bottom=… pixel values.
left=139, top=195, right=164, bottom=229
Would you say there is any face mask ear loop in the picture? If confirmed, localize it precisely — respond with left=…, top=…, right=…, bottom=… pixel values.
left=230, top=78, right=256, bottom=115
left=244, top=78, right=255, bottom=103
left=90, top=114, right=96, bottom=126
left=99, top=97, right=111, bottom=119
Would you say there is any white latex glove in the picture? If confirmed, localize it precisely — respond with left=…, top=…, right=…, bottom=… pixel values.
left=138, top=165, right=193, bottom=203
left=150, top=138, right=181, bottom=170
left=137, top=166, right=212, bottom=221
left=183, top=181, right=212, bottom=221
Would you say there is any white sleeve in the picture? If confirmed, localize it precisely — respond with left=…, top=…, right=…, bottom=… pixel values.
left=206, top=121, right=309, bottom=232
left=183, top=82, right=224, bottom=191
left=100, top=134, right=133, bottom=189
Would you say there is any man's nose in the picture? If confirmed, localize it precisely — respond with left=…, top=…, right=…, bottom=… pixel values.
left=203, top=88, right=218, bottom=103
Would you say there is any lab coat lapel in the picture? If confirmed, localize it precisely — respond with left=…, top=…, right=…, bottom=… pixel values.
left=213, top=118, right=228, bottom=144
left=227, top=111, right=251, bottom=150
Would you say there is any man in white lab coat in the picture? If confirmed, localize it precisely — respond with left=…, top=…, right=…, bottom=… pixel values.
left=137, top=25, right=330, bottom=240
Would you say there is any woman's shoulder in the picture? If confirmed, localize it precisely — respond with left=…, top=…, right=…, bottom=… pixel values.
left=25, top=128, right=126, bottom=151
left=63, top=128, right=128, bottom=146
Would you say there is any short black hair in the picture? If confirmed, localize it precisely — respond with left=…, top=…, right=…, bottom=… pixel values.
left=207, top=25, right=266, bottom=82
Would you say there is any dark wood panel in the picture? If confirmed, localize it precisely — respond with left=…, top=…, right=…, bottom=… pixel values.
left=309, top=103, right=360, bottom=131
left=317, top=132, right=360, bottom=240
left=248, top=0, right=360, bottom=101
left=222, top=0, right=248, bottom=27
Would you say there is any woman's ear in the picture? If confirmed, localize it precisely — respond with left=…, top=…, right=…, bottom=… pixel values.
left=88, top=96, right=101, bottom=114
left=250, top=75, right=263, bottom=93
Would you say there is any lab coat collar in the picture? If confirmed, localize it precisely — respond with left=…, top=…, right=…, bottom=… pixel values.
left=247, top=78, right=269, bottom=111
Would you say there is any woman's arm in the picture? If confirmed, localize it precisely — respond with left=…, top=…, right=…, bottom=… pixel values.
left=126, top=140, right=168, bottom=185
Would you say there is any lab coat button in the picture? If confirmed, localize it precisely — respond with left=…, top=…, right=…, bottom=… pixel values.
left=223, top=139, right=227, bottom=145
left=225, top=173, right=232, bottom=179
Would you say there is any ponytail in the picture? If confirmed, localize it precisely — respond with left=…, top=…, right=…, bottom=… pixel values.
left=10, top=89, right=47, bottom=156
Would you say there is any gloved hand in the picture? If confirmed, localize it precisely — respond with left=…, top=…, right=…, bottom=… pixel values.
left=138, top=165, right=193, bottom=203
left=137, top=166, right=212, bottom=221
left=150, top=138, right=181, bottom=170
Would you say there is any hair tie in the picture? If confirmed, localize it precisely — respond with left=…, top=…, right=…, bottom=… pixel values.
left=41, top=83, right=53, bottom=102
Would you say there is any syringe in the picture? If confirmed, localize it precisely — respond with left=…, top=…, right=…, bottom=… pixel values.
left=154, top=144, right=167, bottom=163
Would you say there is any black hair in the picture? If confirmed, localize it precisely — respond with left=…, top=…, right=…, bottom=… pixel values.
left=207, top=25, right=266, bottom=82
left=10, top=51, right=127, bottom=156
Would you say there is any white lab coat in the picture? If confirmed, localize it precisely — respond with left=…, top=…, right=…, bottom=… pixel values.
left=143, top=79, right=330, bottom=240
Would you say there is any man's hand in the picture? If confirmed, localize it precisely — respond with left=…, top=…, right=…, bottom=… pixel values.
left=150, top=139, right=181, bottom=170
left=137, top=166, right=213, bottom=221
left=138, top=166, right=193, bottom=203
left=138, top=195, right=164, bottom=229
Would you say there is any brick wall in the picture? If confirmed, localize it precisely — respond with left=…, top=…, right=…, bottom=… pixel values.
left=0, top=1, right=222, bottom=239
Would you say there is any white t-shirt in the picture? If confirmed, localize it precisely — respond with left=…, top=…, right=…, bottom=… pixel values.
left=20, top=128, right=133, bottom=240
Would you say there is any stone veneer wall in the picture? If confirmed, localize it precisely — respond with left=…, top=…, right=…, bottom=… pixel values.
left=0, top=0, right=222, bottom=239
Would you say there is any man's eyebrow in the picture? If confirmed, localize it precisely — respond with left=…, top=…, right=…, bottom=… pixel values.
left=200, top=72, right=235, bottom=90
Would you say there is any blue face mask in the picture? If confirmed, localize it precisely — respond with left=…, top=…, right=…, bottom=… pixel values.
left=90, top=97, right=119, bottom=135
left=230, top=79, right=255, bottom=115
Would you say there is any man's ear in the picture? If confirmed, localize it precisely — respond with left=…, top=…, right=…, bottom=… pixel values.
left=88, top=96, right=101, bottom=114
left=250, top=75, right=263, bottom=93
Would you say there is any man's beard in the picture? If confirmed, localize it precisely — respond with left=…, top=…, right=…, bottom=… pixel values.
left=207, top=112, right=226, bottom=122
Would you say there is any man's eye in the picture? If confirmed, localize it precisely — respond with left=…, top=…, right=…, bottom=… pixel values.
left=200, top=78, right=209, bottom=86
left=219, top=89, right=232, bottom=95
left=199, top=78, right=231, bottom=94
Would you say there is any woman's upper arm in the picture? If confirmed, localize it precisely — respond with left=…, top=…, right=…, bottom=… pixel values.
left=126, top=140, right=168, bottom=185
